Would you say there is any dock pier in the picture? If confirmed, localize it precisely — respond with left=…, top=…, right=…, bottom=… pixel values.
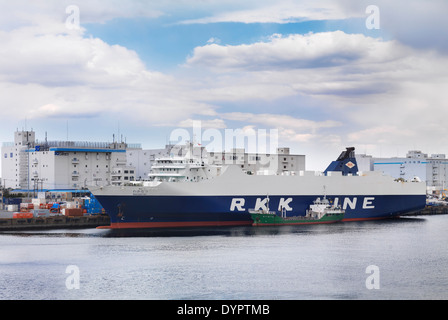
left=0, top=215, right=110, bottom=231
left=404, top=206, right=448, bottom=216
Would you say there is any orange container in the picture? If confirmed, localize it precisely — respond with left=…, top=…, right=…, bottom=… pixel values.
left=13, top=212, right=34, bottom=219
left=64, top=208, right=83, bottom=217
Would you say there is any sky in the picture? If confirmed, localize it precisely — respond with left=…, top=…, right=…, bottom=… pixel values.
left=1, top=0, right=448, bottom=171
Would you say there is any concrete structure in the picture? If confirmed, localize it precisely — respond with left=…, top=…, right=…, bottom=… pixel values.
left=1, top=130, right=138, bottom=190
left=128, top=144, right=305, bottom=179
left=2, top=130, right=305, bottom=190
left=207, top=147, right=305, bottom=175
left=357, top=150, right=448, bottom=194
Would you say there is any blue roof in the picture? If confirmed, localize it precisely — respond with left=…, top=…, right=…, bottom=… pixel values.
left=12, top=189, right=91, bottom=193
left=49, top=148, right=126, bottom=153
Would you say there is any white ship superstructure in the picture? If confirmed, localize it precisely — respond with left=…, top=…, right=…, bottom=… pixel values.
left=148, top=157, right=221, bottom=182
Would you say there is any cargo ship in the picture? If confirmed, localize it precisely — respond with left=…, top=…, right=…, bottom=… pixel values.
left=250, top=195, right=345, bottom=226
left=91, top=148, right=426, bottom=229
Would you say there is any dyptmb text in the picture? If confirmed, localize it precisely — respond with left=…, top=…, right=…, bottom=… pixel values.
left=177, top=304, right=269, bottom=317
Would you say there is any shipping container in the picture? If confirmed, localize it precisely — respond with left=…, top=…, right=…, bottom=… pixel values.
left=64, top=208, right=83, bottom=217
left=31, top=209, right=50, bottom=218
left=66, top=201, right=77, bottom=209
left=7, top=204, right=19, bottom=212
left=13, top=212, right=34, bottom=219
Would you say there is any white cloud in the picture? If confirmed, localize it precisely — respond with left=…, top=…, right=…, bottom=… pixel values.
left=347, top=126, right=414, bottom=145
left=206, top=37, right=221, bottom=44
left=186, top=31, right=406, bottom=72
left=177, top=0, right=448, bottom=54
left=184, top=30, right=448, bottom=162
left=178, top=0, right=361, bottom=24
left=1, top=1, right=448, bottom=170
left=0, top=28, right=147, bottom=86
left=177, top=118, right=227, bottom=129
left=0, top=0, right=164, bottom=29
left=222, top=112, right=341, bottom=133
left=0, top=17, right=217, bottom=127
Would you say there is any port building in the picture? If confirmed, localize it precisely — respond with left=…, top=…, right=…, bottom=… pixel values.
left=128, top=143, right=305, bottom=178
left=1, top=130, right=139, bottom=190
left=356, top=150, right=448, bottom=194
left=2, top=130, right=305, bottom=192
left=207, top=147, right=305, bottom=175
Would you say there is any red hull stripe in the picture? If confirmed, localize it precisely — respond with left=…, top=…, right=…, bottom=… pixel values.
left=98, top=220, right=253, bottom=229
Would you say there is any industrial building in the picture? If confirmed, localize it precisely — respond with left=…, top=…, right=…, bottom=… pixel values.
left=356, top=150, right=448, bottom=194
left=127, top=143, right=305, bottom=178
left=207, top=147, right=305, bottom=175
left=1, top=130, right=138, bottom=190
left=2, top=130, right=305, bottom=192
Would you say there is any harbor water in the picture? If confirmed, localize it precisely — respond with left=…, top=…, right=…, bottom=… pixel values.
left=0, top=215, right=447, bottom=300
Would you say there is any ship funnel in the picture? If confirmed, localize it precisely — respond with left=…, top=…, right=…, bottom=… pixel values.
left=324, top=147, right=358, bottom=176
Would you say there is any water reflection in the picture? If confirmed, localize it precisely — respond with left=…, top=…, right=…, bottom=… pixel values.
left=102, top=216, right=428, bottom=237
left=0, top=216, right=428, bottom=239
left=0, top=228, right=109, bottom=238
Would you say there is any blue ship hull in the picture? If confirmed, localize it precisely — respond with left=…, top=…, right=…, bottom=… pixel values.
left=95, top=194, right=426, bottom=229
left=93, top=148, right=426, bottom=229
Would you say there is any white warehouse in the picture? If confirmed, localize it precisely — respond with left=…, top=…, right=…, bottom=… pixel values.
left=2, top=130, right=306, bottom=191
left=357, top=150, right=448, bottom=194
left=1, top=130, right=138, bottom=190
